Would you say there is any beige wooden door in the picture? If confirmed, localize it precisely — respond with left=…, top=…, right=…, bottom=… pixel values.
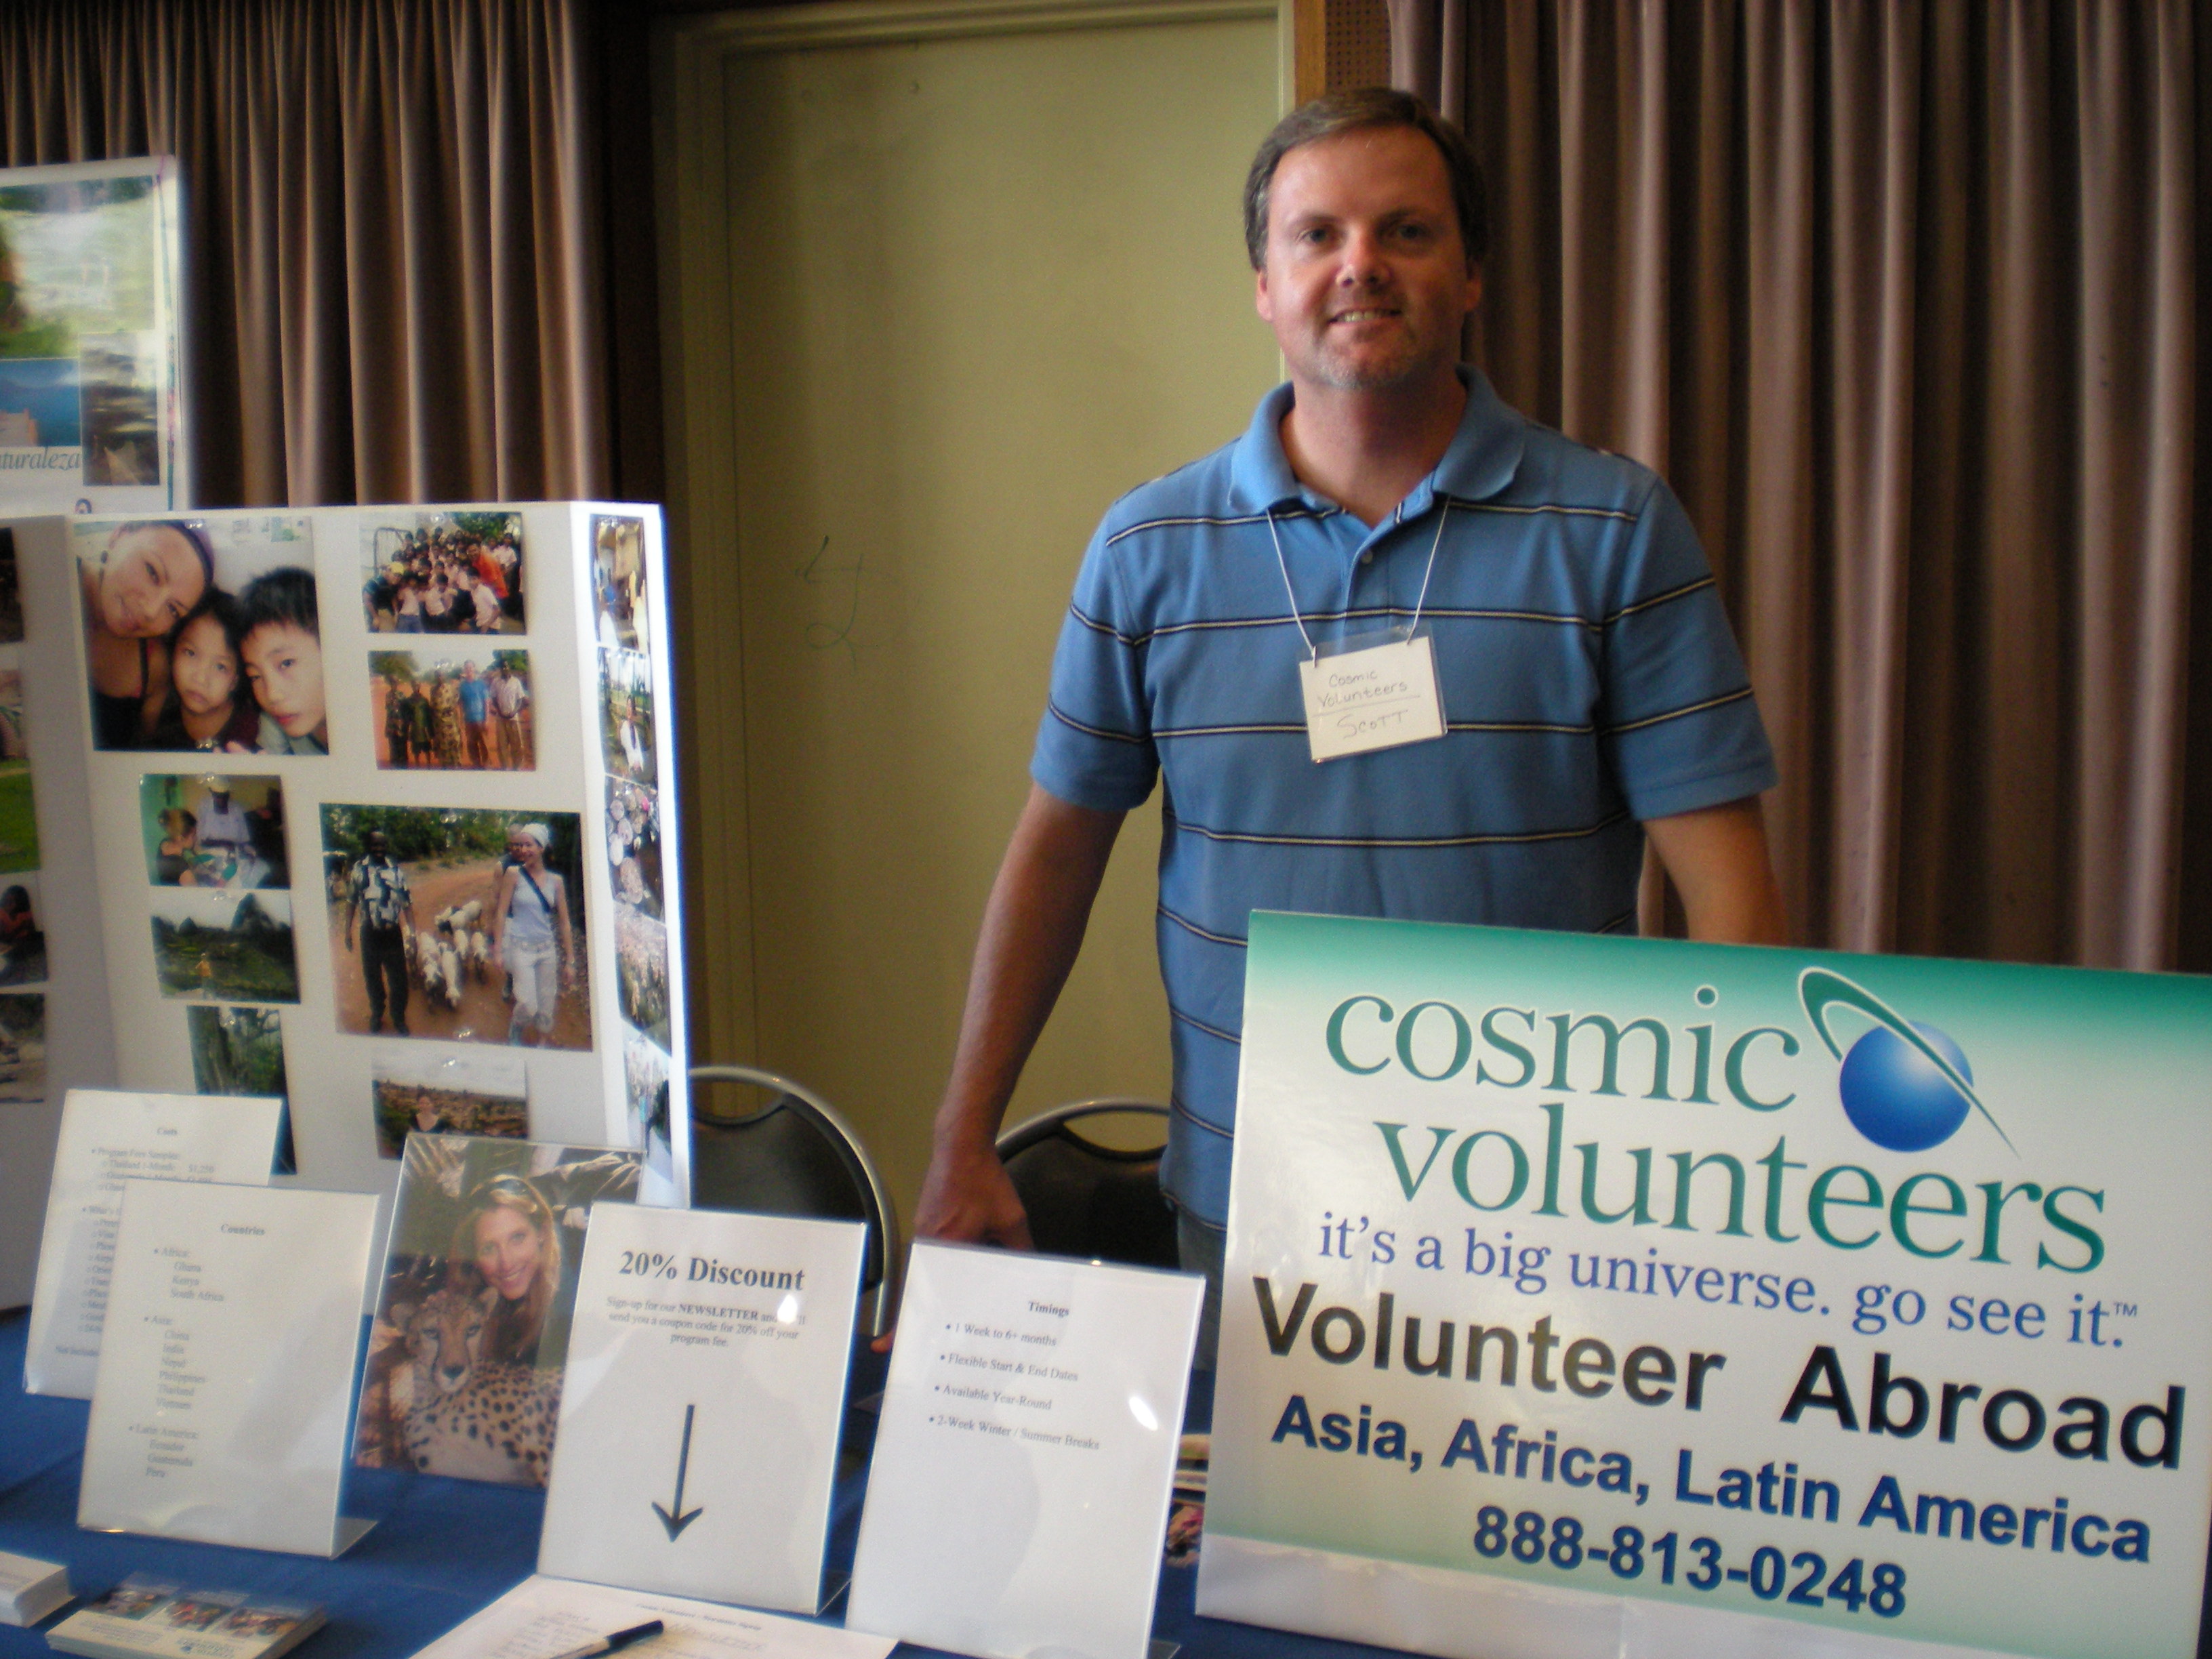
left=658, top=0, right=1283, bottom=1217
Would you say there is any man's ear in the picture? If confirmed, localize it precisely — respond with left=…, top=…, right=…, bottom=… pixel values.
left=1464, top=265, right=1483, bottom=314
left=1254, top=266, right=1275, bottom=325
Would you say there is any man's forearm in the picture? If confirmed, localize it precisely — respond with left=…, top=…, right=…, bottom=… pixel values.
left=932, top=785, right=1126, bottom=1158
left=1643, top=796, right=1788, bottom=946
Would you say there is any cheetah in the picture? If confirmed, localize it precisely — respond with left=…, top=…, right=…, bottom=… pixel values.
left=398, top=1284, right=563, bottom=1487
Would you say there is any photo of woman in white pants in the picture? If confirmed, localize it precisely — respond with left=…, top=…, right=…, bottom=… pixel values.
left=491, top=822, right=574, bottom=1046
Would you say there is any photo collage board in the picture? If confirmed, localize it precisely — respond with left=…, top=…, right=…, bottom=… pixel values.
left=1, top=502, right=688, bottom=1212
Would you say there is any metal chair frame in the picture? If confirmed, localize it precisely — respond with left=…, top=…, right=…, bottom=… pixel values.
left=994, top=1097, right=1170, bottom=1162
left=689, top=1064, right=901, bottom=1338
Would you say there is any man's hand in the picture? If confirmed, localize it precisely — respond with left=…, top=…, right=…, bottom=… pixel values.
left=914, top=786, right=1124, bottom=1219
left=878, top=786, right=1124, bottom=1352
left=1643, top=796, right=1788, bottom=945
left=912, top=1139, right=1034, bottom=1252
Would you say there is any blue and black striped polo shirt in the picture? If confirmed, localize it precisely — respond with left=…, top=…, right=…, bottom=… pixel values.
left=1031, top=368, right=1777, bottom=1225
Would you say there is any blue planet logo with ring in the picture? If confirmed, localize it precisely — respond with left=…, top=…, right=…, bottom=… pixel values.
left=1798, top=968, right=2013, bottom=1155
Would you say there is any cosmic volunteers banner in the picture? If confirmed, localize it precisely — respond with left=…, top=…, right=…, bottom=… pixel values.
left=1199, top=913, right=2212, bottom=1659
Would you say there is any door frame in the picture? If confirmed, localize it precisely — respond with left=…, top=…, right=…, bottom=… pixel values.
left=651, top=0, right=1286, bottom=1066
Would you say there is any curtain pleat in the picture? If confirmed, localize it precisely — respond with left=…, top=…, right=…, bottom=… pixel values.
left=0, top=0, right=606, bottom=508
left=1397, top=0, right=2200, bottom=970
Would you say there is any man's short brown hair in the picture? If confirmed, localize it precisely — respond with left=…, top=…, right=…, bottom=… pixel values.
left=1242, top=87, right=1488, bottom=271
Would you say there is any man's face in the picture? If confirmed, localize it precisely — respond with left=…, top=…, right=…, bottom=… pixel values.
left=1254, top=125, right=1481, bottom=396
left=365, top=834, right=389, bottom=861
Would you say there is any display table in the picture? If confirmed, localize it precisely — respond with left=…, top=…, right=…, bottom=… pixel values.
left=0, top=1310, right=1388, bottom=1659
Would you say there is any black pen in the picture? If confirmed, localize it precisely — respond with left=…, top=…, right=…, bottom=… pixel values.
left=544, top=1619, right=665, bottom=1659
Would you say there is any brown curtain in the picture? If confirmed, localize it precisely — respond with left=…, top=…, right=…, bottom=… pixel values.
left=1389, top=0, right=2202, bottom=972
left=0, top=0, right=608, bottom=507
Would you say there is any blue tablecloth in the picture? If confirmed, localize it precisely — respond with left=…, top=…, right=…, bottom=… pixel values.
left=0, top=1310, right=1389, bottom=1659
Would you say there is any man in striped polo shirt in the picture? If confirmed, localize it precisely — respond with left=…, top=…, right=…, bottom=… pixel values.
left=912, top=89, right=1786, bottom=1362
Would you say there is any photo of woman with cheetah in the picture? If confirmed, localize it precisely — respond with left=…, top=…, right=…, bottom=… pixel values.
left=351, top=1134, right=640, bottom=1486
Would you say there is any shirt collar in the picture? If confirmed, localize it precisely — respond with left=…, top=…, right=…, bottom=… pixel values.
left=1227, top=365, right=1528, bottom=516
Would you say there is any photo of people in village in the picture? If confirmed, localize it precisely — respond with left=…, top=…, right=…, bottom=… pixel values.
left=360, top=511, right=524, bottom=634
left=0, top=872, right=45, bottom=985
left=369, top=1045, right=528, bottom=1159
left=75, top=515, right=327, bottom=754
left=599, top=649, right=654, bottom=784
left=321, top=805, right=590, bottom=1049
left=0, top=656, right=36, bottom=874
left=352, top=1134, right=640, bottom=1485
left=590, top=514, right=647, bottom=653
left=150, top=887, right=298, bottom=1004
left=140, top=773, right=289, bottom=889
left=369, top=647, right=533, bottom=771
left=0, top=991, right=44, bottom=1101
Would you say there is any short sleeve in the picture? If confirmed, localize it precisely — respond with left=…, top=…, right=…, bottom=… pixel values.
left=1600, top=479, right=1779, bottom=821
left=1029, top=527, right=1160, bottom=812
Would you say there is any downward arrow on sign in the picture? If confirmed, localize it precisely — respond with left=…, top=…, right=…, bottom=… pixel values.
left=652, top=1403, right=705, bottom=1540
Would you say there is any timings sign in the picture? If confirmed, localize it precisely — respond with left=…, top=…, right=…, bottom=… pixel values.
left=1201, top=912, right=2212, bottom=1659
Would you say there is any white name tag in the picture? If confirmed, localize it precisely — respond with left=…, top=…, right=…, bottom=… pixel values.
left=1296, top=632, right=1446, bottom=762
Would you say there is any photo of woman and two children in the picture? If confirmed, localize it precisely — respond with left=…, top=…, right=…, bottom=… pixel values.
left=77, top=518, right=327, bottom=756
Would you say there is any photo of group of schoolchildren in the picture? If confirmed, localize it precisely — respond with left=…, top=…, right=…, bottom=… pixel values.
left=352, top=1134, right=640, bottom=1484
left=369, top=647, right=533, bottom=771
left=77, top=516, right=327, bottom=755
left=321, top=804, right=591, bottom=1050
left=140, top=772, right=289, bottom=890
left=360, top=512, right=525, bottom=635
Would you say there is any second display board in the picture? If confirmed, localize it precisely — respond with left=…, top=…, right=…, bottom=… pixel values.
left=5, top=503, right=687, bottom=1205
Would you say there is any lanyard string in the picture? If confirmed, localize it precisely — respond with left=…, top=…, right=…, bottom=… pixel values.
left=1267, top=502, right=1450, bottom=663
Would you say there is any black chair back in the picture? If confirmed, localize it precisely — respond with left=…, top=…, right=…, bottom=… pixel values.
left=997, top=1100, right=1177, bottom=1269
left=689, top=1065, right=900, bottom=1336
